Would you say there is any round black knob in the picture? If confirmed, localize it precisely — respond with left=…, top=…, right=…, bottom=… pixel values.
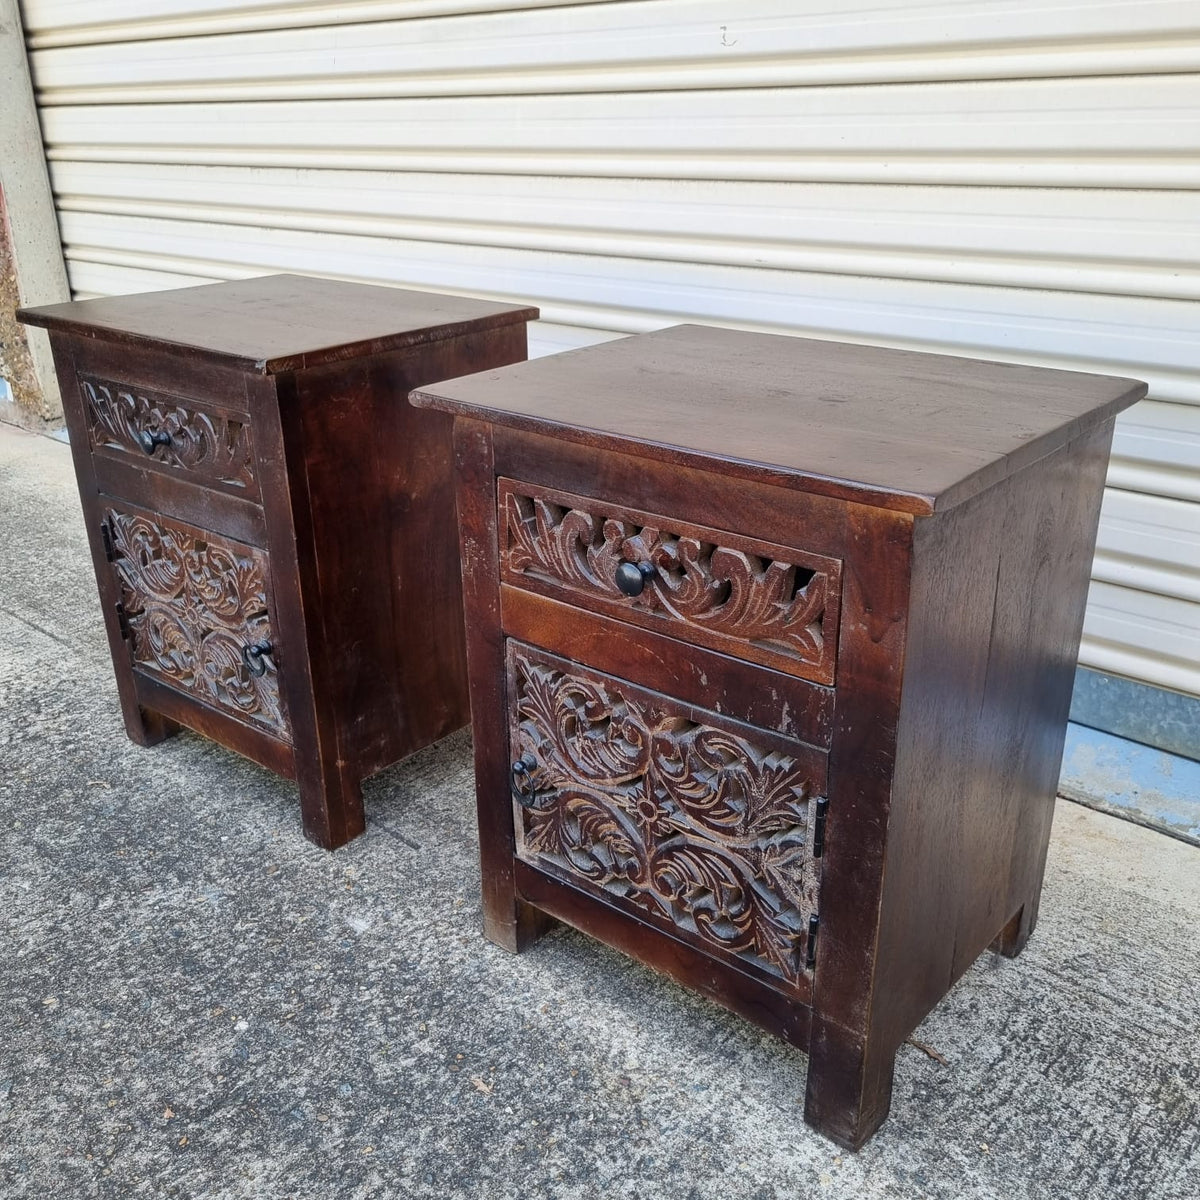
left=137, top=429, right=172, bottom=455
left=615, top=560, right=656, bottom=598
left=242, top=640, right=273, bottom=677
left=510, top=752, right=539, bottom=805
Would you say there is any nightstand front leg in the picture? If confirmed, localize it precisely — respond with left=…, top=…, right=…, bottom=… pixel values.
left=295, top=763, right=366, bottom=851
left=122, top=704, right=179, bottom=748
left=478, top=843, right=553, bottom=954
left=804, top=1017, right=896, bottom=1151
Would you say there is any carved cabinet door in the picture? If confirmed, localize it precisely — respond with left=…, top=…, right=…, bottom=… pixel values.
left=99, top=501, right=291, bottom=739
left=505, top=641, right=828, bottom=998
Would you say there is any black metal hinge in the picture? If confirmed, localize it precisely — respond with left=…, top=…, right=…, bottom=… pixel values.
left=100, top=519, right=115, bottom=562
left=114, top=601, right=131, bottom=640
left=806, top=913, right=820, bottom=971
left=812, top=796, right=829, bottom=858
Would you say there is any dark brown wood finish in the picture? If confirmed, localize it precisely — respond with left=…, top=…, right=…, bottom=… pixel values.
left=19, top=273, right=537, bottom=375
left=804, top=501, right=913, bottom=1148
left=412, top=324, right=1144, bottom=1149
left=22, top=275, right=537, bottom=848
left=81, top=374, right=259, bottom=496
left=507, top=638, right=826, bottom=994
left=881, top=421, right=1119, bottom=999
left=453, top=418, right=554, bottom=951
left=499, top=586, right=834, bottom=748
left=101, top=498, right=290, bottom=737
left=47, top=335, right=179, bottom=750
left=498, top=478, right=842, bottom=684
left=412, top=324, right=1144, bottom=515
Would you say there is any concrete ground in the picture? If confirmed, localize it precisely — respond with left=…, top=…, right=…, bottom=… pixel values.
left=1, top=422, right=1197, bottom=1200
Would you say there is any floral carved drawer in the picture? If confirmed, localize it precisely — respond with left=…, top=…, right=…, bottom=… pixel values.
left=101, top=504, right=289, bottom=738
left=81, top=375, right=257, bottom=495
left=498, top=479, right=842, bottom=685
left=506, top=641, right=827, bottom=993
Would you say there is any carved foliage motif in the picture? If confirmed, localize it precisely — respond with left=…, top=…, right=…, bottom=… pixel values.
left=82, top=377, right=256, bottom=491
left=509, top=646, right=822, bottom=986
left=105, top=508, right=288, bottom=735
left=500, top=481, right=840, bottom=683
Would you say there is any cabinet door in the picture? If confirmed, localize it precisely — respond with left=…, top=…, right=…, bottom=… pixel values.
left=100, top=501, right=290, bottom=739
left=506, top=640, right=827, bottom=996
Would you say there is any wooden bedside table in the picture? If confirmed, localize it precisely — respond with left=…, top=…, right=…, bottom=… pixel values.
left=410, top=325, right=1145, bottom=1148
left=19, top=274, right=537, bottom=849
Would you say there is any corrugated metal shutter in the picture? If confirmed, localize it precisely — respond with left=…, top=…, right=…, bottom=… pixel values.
left=21, top=0, right=1200, bottom=699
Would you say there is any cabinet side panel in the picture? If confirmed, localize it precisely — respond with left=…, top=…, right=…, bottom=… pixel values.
left=988, top=422, right=1116, bottom=952
left=292, top=323, right=529, bottom=775
left=875, top=422, right=1115, bottom=1052
left=247, top=371, right=343, bottom=842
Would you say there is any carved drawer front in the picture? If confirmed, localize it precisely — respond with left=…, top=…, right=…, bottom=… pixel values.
left=507, top=642, right=827, bottom=994
left=81, top=375, right=258, bottom=497
left=101, top=504, right=290, bottom=739
left=499, top=479, right=842, bottom=686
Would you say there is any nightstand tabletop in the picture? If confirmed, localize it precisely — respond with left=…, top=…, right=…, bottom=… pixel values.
left=412, top=324, right=1145, bottom=514
left=19, top=274, right=538, bottom=376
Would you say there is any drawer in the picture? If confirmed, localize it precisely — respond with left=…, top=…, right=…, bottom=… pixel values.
left=100, top=501, right=290, bottom=740
left=498, top=478, right=842, bottom=686
left=80, top=373, right=260, bottom=499
left=506, top=640, right=826, bottom=995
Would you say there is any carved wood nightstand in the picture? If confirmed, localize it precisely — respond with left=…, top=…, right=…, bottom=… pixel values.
left=20, top=274, right=537, bottom=849
left=410, top=325, right=1145, bottom=1148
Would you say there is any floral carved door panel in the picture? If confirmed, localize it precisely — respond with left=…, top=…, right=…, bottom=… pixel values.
left=506, top=641, right=826, bottom=995
left=101, top=503, right=290, bottom=738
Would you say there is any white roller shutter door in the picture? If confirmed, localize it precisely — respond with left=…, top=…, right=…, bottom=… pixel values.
left=21, top=0, right=1200, bottom=701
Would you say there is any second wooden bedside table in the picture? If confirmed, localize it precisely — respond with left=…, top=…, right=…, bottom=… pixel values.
left=411, top=325, right=1145, bottom=1147
left=20, top=274, right=537, bottom=849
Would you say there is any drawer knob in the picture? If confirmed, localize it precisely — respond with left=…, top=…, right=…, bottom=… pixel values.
left=615, top=560, right=656, bottom=597
left=510, top=752, right=540, bottom=805
left=137, top=428, right=172, bottom=455
left=241, top=640, right=274, bottom=677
